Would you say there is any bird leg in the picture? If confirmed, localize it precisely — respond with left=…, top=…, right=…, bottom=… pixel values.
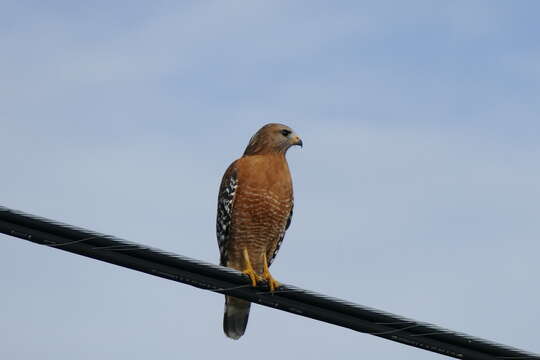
left=242, top=248, right=261, bottom=287
left=262, top=253, right=280, bottom=292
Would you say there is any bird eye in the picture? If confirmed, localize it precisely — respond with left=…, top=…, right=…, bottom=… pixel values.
left=281, top=129, right=291, bottom=137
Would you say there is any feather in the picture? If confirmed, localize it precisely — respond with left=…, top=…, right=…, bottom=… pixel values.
left=216, top=165, right=238, bottom=266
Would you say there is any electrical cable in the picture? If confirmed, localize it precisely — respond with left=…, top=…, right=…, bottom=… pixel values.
left=0, top=205, right=538, bottom=360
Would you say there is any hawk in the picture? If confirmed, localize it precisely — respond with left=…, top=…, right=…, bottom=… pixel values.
left=216, top=123, right=302, bottom=340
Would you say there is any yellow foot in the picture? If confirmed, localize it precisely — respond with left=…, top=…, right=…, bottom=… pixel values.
left=242, top=248, right=261, bottom=287
left=262, top=253, right=280, bottom=292
left=263, top=272, right=280, bottom=292
left=242, top=268, right=260, bottom=287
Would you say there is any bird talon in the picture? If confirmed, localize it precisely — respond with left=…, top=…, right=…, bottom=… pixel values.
left=242, top=268, right=260, bottom=287
left=242, top=248, right=261, bottom=287
left=265, top=275, right=280, bottom=292
left=262, top=253, right=280, bottom=292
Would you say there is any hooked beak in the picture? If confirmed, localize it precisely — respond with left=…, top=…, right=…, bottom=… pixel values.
left=292, top=134, right=303, bottom=148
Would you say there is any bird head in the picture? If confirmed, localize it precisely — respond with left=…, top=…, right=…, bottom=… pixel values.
left=243, top=123, right=303, bottom=156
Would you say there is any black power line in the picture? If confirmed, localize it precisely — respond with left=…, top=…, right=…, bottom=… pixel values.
left=0, top=205, right=537, bottom=360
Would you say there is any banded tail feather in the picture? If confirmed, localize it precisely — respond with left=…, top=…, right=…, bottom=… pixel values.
left=223, top=296, right=251, bottom=340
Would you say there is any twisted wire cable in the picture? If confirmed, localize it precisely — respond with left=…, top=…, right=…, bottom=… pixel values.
left=0, top=206, right=538, bottom=360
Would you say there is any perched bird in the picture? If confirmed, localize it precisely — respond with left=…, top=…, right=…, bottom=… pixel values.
left=216, top=123, right=302, bottom=340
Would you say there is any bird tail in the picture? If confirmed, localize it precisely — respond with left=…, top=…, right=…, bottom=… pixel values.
left=223, top=295, right=251, bottom=340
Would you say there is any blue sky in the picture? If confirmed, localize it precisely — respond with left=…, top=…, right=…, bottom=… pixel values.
left=1, top=1, right=539, bottom=359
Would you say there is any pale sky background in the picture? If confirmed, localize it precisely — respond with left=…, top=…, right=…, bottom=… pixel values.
left=1, top=1, right=540, bottom=359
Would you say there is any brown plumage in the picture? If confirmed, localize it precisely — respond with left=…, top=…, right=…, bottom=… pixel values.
left=216, top=123, right=302, bottom=340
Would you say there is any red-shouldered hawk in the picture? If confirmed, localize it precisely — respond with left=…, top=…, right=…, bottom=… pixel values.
left=216, top=123, right=302, bottom=340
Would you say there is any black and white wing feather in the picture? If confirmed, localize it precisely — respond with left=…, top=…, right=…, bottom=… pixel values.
left=216, top=165, right=238, bottom=266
